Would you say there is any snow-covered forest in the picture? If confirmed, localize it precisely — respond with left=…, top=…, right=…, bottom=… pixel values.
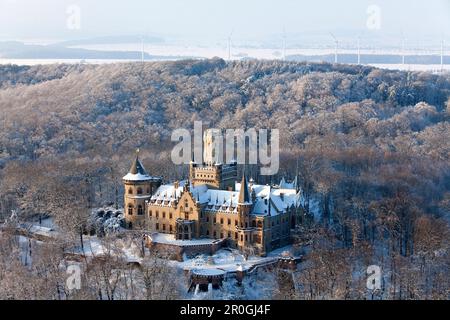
left=0, top=59, right=449, bottom=299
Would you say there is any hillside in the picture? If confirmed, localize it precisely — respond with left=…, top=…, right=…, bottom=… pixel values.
left=0, top=59, right=449, bottom=299
left=1, top=59, right=449, bottom=160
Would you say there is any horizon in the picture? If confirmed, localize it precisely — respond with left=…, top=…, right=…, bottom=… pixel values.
left=0, top=0, right=449, bottom=48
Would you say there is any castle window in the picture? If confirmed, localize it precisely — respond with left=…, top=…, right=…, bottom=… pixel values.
left=128, top=188, right=133, bottom=195
left=156, top=211, right=159, bottom=218
left=228, top=232, right=231, bottom=238
left=138, top=205, right=144, bottom=215
left=128, top=205, right=133, bottom=215
left=137, top=188, right=143, bottom=195
left=220, top=218, right=224, bottom=225
left=170, top=225, right=173, bottom=232
left=169, top=213, right=173, bottom=219
left=245, top=235, right=248, bottom=241
left=240, top=235, right=243, bottom=242
left=235, top=220, right=238, bottom=226
left=147, top=188, right=150, bottom=193
left=163, top=212, right=166, bottom=219
left=156, top=223, right=159, bottom=230
left=213, top=231, right=217, bottom=238
left=185, top=213, right=189, bottom=220
left=162, top=224, right=166, bottom=231
left=206, top=230, right=210, bottom=236
left=228, top=219, right=231, bottom=225
left=235, top=232, right=238, bottom=240
left=213, top=217, right=217, bottom=224
left=206, top=216, right=209, bottom=223
left=252, top=221, right=256, bottom=228
left=149, top=210, right=152, bottom=217
left=220, top=233, right=224, bottom=238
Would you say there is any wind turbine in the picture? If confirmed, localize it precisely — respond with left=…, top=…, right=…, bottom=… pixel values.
left=227, top=30, right=234, bottom=61
left=402, top=38, right=407, bottom=65
left=330, top=33, right=338, bottom=63
left=357, top=36, right=361, bottom=65
left=140, top=35, right=145, bottom=63
left=282, top=27, right=287, bottom=61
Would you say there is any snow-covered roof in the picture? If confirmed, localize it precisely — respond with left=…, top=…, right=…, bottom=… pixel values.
left=279, top=177, right=298, bottom=190
left=197, top=189, right=239, bottom=213
left=149, top=181, right=187, bottom=206
left=123, top=152, right=157, bottom=181
left=149, top=180, right=301, bottom=216
left=236, top=183, right=301, bottom=217
left=123, top=172, right=154, bottom=181
left=149, top=233, right=222, bottom=246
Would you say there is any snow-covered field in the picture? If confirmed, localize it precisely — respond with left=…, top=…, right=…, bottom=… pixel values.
left=1, top=43, right=449, bottom=73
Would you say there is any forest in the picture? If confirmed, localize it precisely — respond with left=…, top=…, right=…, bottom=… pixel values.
left=0, top=58, right=449, bottom=299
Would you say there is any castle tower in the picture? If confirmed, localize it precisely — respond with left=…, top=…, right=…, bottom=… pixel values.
left=189, top=129, right=237, bottom=190
left=123, top=150, right=161, bottom=229
left=237, top=173, right=253, bottom=251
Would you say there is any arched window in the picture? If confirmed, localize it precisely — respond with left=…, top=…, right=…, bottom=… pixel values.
left=137, top=188, right=143, bottom=195
left=138, top=205, right=144, bottom=215
left=128, top=205, right=133, bottom=215
left=128, top=188, right=133, bottom=195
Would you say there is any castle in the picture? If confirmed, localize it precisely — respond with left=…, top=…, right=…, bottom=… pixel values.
left=123, top=133, right=302, bottom=256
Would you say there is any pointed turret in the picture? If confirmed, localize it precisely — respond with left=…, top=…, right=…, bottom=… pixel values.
left=123, top=149, right=152, bottom=181
left=238, top=172, right=252, bottom=204
left=129, top=149, right=148, bottom=174
left=123, top=149, right=162, bottom=230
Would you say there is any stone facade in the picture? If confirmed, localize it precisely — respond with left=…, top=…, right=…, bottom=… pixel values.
left=123, top=147, right=302, bottom=256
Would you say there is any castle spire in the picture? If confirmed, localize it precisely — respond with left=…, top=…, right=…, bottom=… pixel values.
left=238, top=172, right=251, bottom=204
left=123, top=148, right=153, bottom=181
left=129, top=148, right=148, bottom=175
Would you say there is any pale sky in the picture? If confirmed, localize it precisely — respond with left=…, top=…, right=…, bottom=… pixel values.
left=0, top=0, right=449, bottom=43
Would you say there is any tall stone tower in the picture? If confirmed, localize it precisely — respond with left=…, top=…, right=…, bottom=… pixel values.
left=190, top=129, right=237, bottom=190
left=236, top=173, right=253, bottom=251
left=123, top=150, right=161, bottom=229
